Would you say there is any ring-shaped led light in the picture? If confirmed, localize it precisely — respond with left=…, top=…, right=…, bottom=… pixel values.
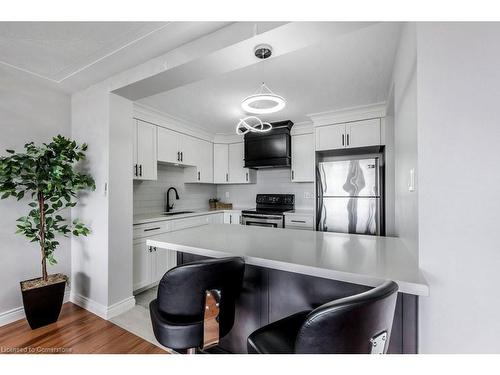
left=241, top=93, right=286, bottom=114
left=236, top=116, right=272, bottom=135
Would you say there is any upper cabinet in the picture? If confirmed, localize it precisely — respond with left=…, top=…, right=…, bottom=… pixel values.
left=214, top=143, right=229, bottom=183
left=291, top=133, right=315, bottom=182
left=157, top=127, right=197, bottom=166
left=185, top=138, right=213, bottom=183
left=133, top=120, right=157, bottom=180
left=315, top=118, right=381, bottom=151
left=214, top=142, right=256, bottom=184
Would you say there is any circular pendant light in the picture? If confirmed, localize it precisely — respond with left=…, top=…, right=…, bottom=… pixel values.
left=241, top=82, right=286, bottom=114
left=240, top=43, right=286, bottom=115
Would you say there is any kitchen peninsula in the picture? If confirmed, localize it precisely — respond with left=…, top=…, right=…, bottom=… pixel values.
left=147, top=224, right=428, bottom=353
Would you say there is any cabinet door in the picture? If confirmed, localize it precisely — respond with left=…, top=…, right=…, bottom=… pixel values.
left=291, top=133, right=315, bottom=182
left=315, top=124, right=346, bottom=151
left=179, top=134, right=198, bottom=166
left=214, top=144, right=229, bottom=183
left=209, top=213, right=224, bottom=224
left=157, top=127, right=180, bottom=164
left=152, top=247, right=174, bottom=283
left=132, top=121, right=138, bottom=179
left=133, top=239, right=151, bottom=291
left=225, top=212, right=241, bottom=225
left=198, top=139, right=213, bottom=183
left=228, top=142, right=247, bottom=183
left=136, top=120, right=157, bottom=180
left=346, top=118, right=381, bottom=148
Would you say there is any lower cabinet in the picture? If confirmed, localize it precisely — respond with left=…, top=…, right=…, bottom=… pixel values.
left=224, top=212, right=241, bottom=225
left=133, top=213, right=226, bottom=292
left=133, top=238, right=177, bottom=292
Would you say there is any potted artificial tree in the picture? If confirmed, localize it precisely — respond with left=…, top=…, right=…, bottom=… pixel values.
left=0, top=135, right=95, bottom=329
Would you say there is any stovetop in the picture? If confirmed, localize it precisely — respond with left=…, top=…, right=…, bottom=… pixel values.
left=242, top=194, right=295, bottom=216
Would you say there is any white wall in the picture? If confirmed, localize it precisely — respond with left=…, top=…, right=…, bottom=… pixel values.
left=417, top=23, right=500, bottom=353
left=391, top=23, right=419, bottom=259
left=217, top=169, right=315, bottom=209
left=70, top=84, right=110, bottom=314
left=108, top=94, right=134, bottom=308
left=0, top=67, right=70, bottom=323
left=134, top=164, right=217, bottom=215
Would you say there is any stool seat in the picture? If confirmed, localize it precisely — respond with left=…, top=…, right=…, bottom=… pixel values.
left=247, top=311, right=310, bottom=354
left=150, top=300, right=204, bottom=350
left=149, top=256, right=245, bottom=352
left=247, top=281, right=399, bottom=354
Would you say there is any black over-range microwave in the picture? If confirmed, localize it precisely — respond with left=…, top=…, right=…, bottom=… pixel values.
left=244, top=120, right=293, bottom=169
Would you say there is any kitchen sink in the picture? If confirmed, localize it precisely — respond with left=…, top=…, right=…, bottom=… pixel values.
left=162, top=211, right=195, bottom=216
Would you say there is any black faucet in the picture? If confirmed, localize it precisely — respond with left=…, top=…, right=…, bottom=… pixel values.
left=166, top=187, right=179, bottom=212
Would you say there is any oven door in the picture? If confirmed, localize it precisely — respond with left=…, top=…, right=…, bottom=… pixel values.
left=242, top=214, right=284, bottom=228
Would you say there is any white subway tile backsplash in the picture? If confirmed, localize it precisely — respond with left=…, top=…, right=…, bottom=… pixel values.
left=134, top=166, right=315, bottom=215
left=133, top=164, right=217, bottom=215
left=216, top=169, right=314, bottom=209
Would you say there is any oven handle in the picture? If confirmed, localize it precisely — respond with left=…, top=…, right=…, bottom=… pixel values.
left=242, top=214, right=283, bottom=220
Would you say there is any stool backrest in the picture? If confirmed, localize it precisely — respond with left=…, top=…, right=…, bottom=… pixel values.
left=295, top=281, right=398, bottom=354
left=157, top=257, right=245, bottom=337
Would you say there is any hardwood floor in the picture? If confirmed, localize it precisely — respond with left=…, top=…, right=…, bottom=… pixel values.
left=0, top=302, right=166, bottom=354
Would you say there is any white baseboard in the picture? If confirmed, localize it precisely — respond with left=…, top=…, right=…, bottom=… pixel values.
left=0, top=290, right=71, bottom=327
left=106, top=296, right=136, bottom=319
left=69, top=292, right=136, bottom=320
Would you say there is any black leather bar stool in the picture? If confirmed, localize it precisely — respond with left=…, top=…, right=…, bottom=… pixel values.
left=247, top=280, right=398, bottom=354
left=150, top=257, right=245, bottom=353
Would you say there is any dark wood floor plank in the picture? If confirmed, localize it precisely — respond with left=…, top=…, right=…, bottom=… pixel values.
left=0, top=302, right=166, bottom=354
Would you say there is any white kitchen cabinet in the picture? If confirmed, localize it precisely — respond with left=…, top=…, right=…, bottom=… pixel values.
left=157, top=126, right=199, bottom=166
left=209, top=213, right=224, bottom=224
left=214, top=143, right=229, bottom=183
left=178, top=133, right=198, bottom=166
left=185, top=138, right=213, bottom=183
left=133, top=120, right=157, bottom=180
left=224, top=212, right=241, bottom=225
left=214, top=143, right=256, bottom=184
left=170, top=215, right=210, bottom=231
left=346, top=118, right=381, bottom=148
left=133, top=239, right=151, bottom=291
left=157, top=127, right=179, bottom=164
left=315, top=119, right=381, bottom=151
left=315, top=123, right=345, bottom=151
left=284, top=213, right=315, bottom=230
left=291, top=133, right=315, bottom=182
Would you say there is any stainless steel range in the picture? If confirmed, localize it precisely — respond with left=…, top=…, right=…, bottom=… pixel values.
left=241, top=194, right=295, bottom=228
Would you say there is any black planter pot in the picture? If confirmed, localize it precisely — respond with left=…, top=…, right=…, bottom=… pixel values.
left=20, top=276, right=66, bottom=329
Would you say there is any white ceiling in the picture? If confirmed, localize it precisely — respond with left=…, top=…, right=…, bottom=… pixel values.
left=0, top=22, right=231, bottom=92
left=138, top=22, right=402, bottom=134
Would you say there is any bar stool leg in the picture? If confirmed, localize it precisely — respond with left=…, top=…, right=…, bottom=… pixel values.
left=186, top=348, right=197, bottom=354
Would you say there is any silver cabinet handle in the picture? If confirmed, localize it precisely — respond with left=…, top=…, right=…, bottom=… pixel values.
left=246, top=172, right=248, bottom=181
left=181, top=152, right=183, bottom=162
left=177, top=152, right=180, bottom=161
left=229, top=215, right=232, bottom=224
left=226, top=173, right=228, bottom=182
left=134, top=164, right=138, bottom=177
left=291, top=220, right=306, bottom=223
left=139, top=164, right=142, bottom=177
left=342, top=134, right=345, bottom=146
left=347, top=134, right=350, bottom=146
left=291, top=170, right=294, bottom=180
left=198, top=171, right=201, bottom=181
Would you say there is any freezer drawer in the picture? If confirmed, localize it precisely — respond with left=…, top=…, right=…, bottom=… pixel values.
left=318, top=197, right=380, bottom=235
left=318, top=159, right=379, bottom=197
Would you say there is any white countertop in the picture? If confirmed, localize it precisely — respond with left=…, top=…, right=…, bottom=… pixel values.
left=133, top=208, right=249, bottom=225
left=147, top=224, right=429, bottom=296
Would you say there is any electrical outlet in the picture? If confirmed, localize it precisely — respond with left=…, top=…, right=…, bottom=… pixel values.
left=225, top=191, right=230, bottom=199
left=304, top=192, right=313, bottom=199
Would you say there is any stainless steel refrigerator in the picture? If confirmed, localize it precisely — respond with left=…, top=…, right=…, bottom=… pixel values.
left=316, top=157, right=383, bottom=235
